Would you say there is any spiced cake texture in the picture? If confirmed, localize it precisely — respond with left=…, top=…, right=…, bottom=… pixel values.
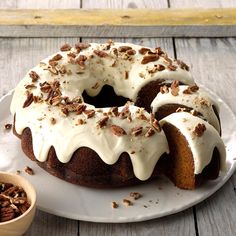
left=11, top=41, right=226, bottom=189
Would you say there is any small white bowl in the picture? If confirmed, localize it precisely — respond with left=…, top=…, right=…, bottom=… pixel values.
left=0, top=171, right=36, bottom=236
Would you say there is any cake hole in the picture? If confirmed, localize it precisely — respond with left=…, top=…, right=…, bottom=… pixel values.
left=82, top=85, right=130, bottom=108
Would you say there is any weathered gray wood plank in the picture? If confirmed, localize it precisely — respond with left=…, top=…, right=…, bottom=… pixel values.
left=1, top=8, right=236, bottom=38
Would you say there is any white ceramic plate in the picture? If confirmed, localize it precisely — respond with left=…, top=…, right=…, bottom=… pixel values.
left=0, top=89, right=236, bottom=223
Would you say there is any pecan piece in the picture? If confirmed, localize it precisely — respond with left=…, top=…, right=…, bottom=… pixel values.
left=145, top=127, right=155, bottom=137
left=24, top=166, right=34, bottom=175
left=123, top=199, right=133, bottom=206
left=141, top=54, right=159, bottom=64
left=76, top=55, right=87, bottom=67
left=139, top=47, right=151, bottom=55
left=4, top=124, right=12, bottom=130
left=23, top=92, right=34, bottom=108
left=94, top=50, right=108, bottom=58
left=29, top=71, right=39, bottom=82
left=183, top=84, right=199, bottom=94
left=97, top=116, right=109, bottom=128
left=170, top=80, right=179, bottom=96
left=0, top=207, right=15, bottom=222
left=111, top=201, right=119, bottom=209
left=75, top=42, right=91, bottom=51
left=110, top=125, right=127, bottom=136
left=167, top=64, right=177, bottom=71
left=51, top=54, right=62, bottom=61
left=193, top=123, right=206, bottom=137
left=131, top=126, right=143, bottom=136
left=118, top=46, right=132, bottom=52
left=130, top=192, right=142, bottom=200
left=60, top=43, right=72, bottom=51
left=83, top=109, right=95, bottom=119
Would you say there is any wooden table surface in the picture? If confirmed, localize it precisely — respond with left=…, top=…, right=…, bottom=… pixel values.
left=0, top=0, right=236, bottom=235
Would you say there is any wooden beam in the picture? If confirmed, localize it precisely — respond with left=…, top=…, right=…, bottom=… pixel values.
left=0, top=8, right=236, bottom=37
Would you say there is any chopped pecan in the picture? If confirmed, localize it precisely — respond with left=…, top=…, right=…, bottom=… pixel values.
left=76, top=55, right=87, bottom=67
left=183, top=84, right=199, bottom=94
left=119, top=106, right=131, bottom=119
left=156, top=64, right=165, bottom=71
left=29, top=71, right=39, bottom=82
left=150, top=114, right=161, bottom=132
left=78, top=119, right=86, bottom=125
left=175, top=59, right=189, bottom=71
left=131, top=126, right=143, bottom=136
left=130, top=192, right=142, bottom=200
left=126, top=49, right=136, bottom=55
left=23, top=92, right=34, bottom=108
left=60, top=43, right=72, bottom=51
left=118, top=46, right=132, bottom=52
left=111, top=201, right=119, bottom=209
left=61, top=107, right=68, bottom=116
left=83, top=109, right=95, bottom=119
left=51, top=54, right=62, bottom=61
left=50, top=117, right=56, bottom=125
left=48, top=66, right=58, bottom=75
left=193, top=123, right=206, bottom=137
left=170, top=80, right=179, bottom=96
left=167, top=64, right=177, bottom=71
left=139, top=47, right=151, bottom=55
left=24, top=166, right=34, bottom=175
left=25, top=84, right=37, bottom=89
left=110, top=125, right=127, bottom=136
left=109, top=107, right=119, bottom=116
left=141, top=54, right=159, bottom=64
left=4, top=124, right=12, bottom=130
left=0, top=207, right=15, bottom=222
left=75, top=42, right=90, bottom=52
left=155, top=47, right=164, bottom=55
left=123, top=199, right=133, bottom=206
left=145, top=127, right=155, bottom=137
left=67, top=52, right=76, bottom=58
left=125, top=71, right=129, bottom=79
left=94, top=50, right=108, bottom=58
left=97, top=116, right=109, bottom=128
left=160, top=85, right=169, bottom=94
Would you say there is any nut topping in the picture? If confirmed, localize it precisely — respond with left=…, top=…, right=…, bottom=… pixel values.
left=97, top=116, right=109, bottom=128
left=118, top=46, right=132, bottom=52
left=51, top=54, right=62, bottom=61
left=83, top=109, right=95, bottom=119
left=141, top=54, right=159, bottom=64
left=193, top=123, right=206, bottom=137
left=4, top=124, right=12, bottom=130
left=183, top=84, right=199, bottom=94
left=94, top=50, right=108, bottom=58
left=23, top=92, right=34, bottom=108
left=145, top=127, right=155, bottom=137
left=170, top=80, right=179, bottom=96
left=139, top=47, right=151, bottom=55
left=123, top=199, right=133, bottom=206
left=29, top=71, right=39, bottom=82
left=75, top=42, right=91, bottom=51
left=110, top=125, right=127, bottom=136
left=130, top=192, right=142, bottom=200
left=131, top=126, right=143, bottom=136
left=111, top=201, right=119, bottom=209
left=24, top=166, right=34, bottom=175
left=60, top=43, right=72, bottom=51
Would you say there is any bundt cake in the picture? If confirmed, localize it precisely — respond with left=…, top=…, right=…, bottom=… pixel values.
left=10, top=41, right=226, bottom=189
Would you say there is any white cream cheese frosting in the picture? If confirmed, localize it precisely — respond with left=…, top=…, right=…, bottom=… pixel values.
left=160, top=112, right=226, bottom=174
left=151, top=85, right=221, bottom=133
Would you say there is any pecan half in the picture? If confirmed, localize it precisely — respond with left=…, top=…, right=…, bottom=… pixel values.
left=131, top=126, right=143, bottom=136
left=60, top=43, right=72, bottom=51
left=94, top=50, right=108, bottom=58
left=141, top=54, right=159, bottom=64
left=29, top=71, right=39, bottom=82
left=110, top=125, right=127, bottom=136
left=139, top=47, right=151, bottom=55
left=23, top=92, right=34, bottom=108
left=118, top=46, right=132, bottom=52
left=97, top=116, right=109, bottom=128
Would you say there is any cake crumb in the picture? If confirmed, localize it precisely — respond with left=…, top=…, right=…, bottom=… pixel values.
left=130, top=192, right=142, bottom=200
left=123, top=199, right=133, bottom=206
left=4, top=124, right=12, bottom=130
left=16, top=170, right=21, bottom=175
left=111, top=201, right=119, bottom=209
left=24, top=166, right=34, bottom=175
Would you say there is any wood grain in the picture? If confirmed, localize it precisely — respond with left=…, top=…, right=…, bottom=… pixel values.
left=0, top=8, right=236, bottom=37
